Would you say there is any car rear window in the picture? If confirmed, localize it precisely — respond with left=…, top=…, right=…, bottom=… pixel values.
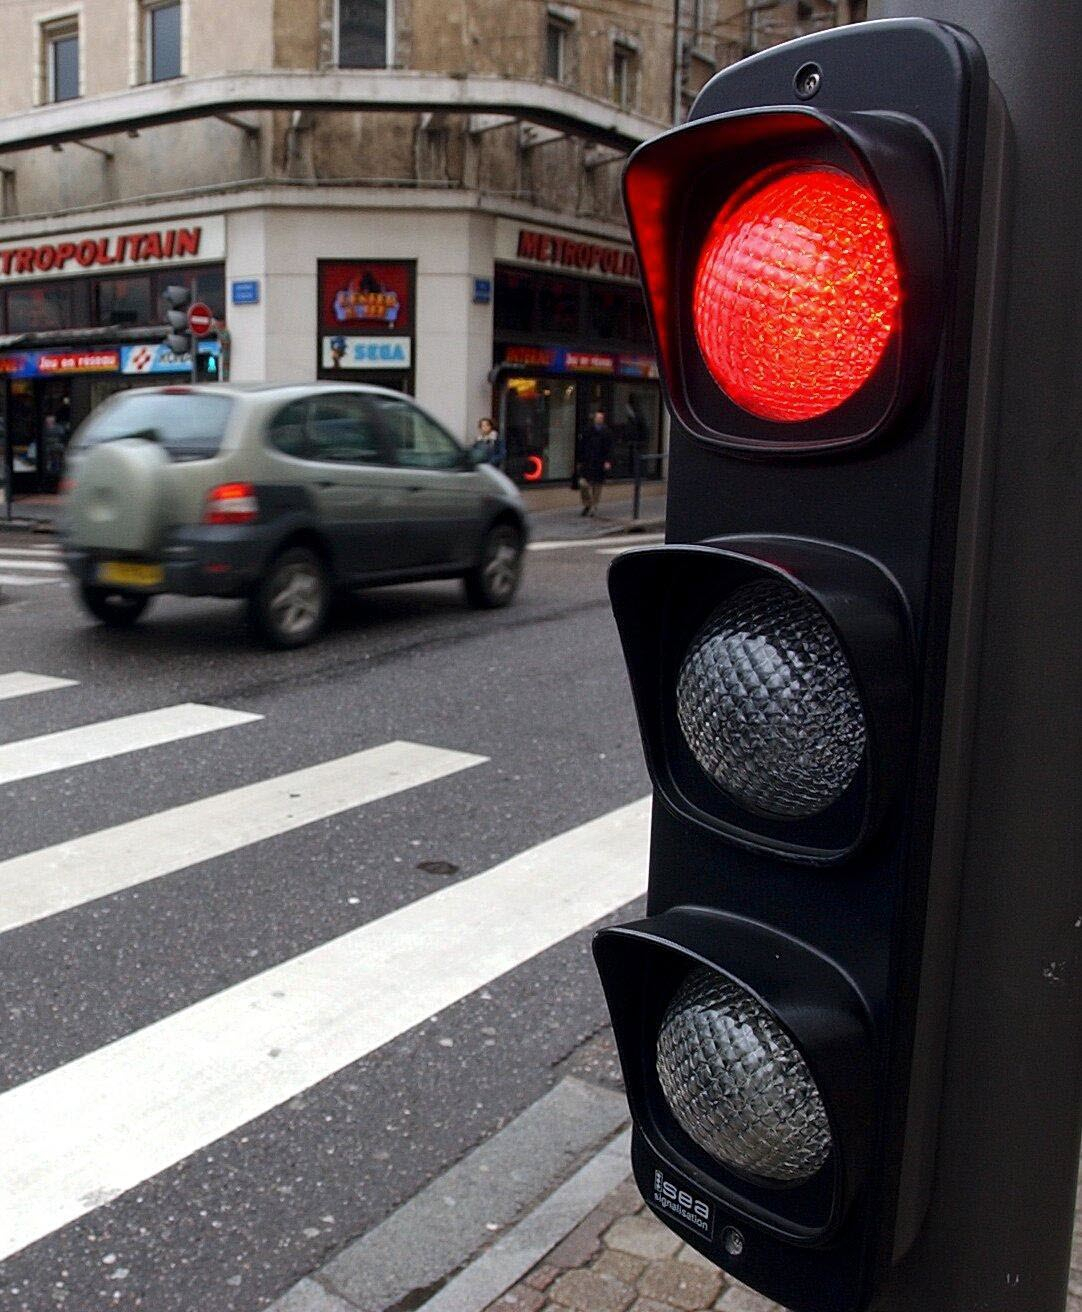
left=76, top=392, right=235, bottom=460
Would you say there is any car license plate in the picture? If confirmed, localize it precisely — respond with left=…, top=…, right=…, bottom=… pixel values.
left=97, top=561, right=164, bottom=588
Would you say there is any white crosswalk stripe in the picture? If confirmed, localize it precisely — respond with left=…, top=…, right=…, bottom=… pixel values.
left=0, top=671, right=78, bottom=702
left=0, top=796, right=649, bottom=1263
left=0, top=669, right=650, bottom=1274
left=0, top=703, right=261, bottom=786
left=0, top=543, right=66, bottom=588
left=0, top=740, right=486, bottom=934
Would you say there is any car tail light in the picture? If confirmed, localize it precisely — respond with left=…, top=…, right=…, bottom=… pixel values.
left=203, top=482, right=259, bottom=525
left=692, top=167, right=900, bottom=422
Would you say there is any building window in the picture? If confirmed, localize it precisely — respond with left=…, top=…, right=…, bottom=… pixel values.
left=337, top=0, right=390, bottom=69
left=44, top=18, right=80, bottom=102
left=545, top=17, right=571, bottom=82
left=144, top=1, right=182, bottom=81
left=612, top=42, right=637, bottom=108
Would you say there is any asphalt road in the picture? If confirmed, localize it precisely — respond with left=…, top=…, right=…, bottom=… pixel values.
left=0, top=528, right=652, bottom=1312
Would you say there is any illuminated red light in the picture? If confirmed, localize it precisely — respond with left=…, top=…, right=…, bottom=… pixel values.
left=203, top=482, right=259, bottom=525
left=693, top=167, right=900, bottom=422
left=523, top=455, right=544, bottom=482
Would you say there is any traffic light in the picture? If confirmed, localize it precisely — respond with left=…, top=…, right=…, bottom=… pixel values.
left=195, top=348, right=220, bottom=382
left=592, top=19, right=1007, bottom=1312
left=162, top=283, right=192, bottom=356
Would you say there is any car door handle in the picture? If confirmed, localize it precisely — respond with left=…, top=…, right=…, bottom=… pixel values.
left=316, top=479, right=338, bottom=488
left=406, top=485, right=422, bottom=493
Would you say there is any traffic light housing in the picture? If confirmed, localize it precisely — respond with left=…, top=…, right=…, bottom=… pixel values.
left=593, top=20, right=1007, bottom=1312
left=162, top=283, right=192, bottom=356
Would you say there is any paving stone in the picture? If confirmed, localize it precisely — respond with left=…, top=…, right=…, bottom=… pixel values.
left=526, top=1264, right=560, bottom=1292
left=599, top=1178, right=647, bottom=1218
left=629, top=1300, right=674, bottom=1312
left=549, top=1268, right=636, bottom=1312
left=547, top=1211, right=609, bottom=1269
left=605, top=1214, right=683, bottom=1261
left=484, top=1284, right=546, bottom=1312
left=638, top=1257, right=724, bottom=1310
left=676, top=1242, right=722, bottom=1272
left=714, top=1283, right=786, bottom=1311
left=593, top=1249, right=647, bottom=1284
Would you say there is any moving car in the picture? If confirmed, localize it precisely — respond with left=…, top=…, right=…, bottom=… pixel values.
left=61, top=383, right=528, bottom=647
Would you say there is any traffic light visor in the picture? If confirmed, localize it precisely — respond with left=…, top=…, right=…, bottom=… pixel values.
left=622, top=107, right=944, bottom=453
left=692, top=167, right=899, bottom=422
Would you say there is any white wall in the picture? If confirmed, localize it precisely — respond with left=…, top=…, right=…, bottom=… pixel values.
left=227, top=200, right=497, bottom=440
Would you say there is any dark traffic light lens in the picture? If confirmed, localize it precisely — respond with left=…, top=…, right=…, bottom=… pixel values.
left=656, top=968, right=832, bottom=1183
left=676, top=579, right=866, bottom=818
left=693, top=167, right=899, bottom=422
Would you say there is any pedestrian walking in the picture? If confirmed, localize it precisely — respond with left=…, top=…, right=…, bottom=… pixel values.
left=577, top=408, right=614, bottom=516
left=472, top=417, right=505, bottom=469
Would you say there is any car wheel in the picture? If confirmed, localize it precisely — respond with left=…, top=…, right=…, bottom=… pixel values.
left=248, top=547, right=330, bottom=649
left=78, top=583, right=153, bottom=628
left=464, top=523, right=524, bottom=609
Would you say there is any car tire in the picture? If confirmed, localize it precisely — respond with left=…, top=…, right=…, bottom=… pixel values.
left=78, top=583, right=153, bottom=628
left=464, top=523, right=524, bottom=609
left=248, top=546, right=330, bottom=649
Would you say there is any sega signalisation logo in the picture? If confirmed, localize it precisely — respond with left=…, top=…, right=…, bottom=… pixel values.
left=322, top=336, right=412, bottom=371
left=652, top=1167, right=714, bottom=1239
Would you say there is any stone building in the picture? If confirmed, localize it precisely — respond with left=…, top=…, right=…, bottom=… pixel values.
left=0, top=0, right=858, bottom=491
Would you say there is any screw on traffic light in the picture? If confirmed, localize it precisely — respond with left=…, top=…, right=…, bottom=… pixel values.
left=162, top=283, right=192, bottom=358
left=592, top=20, right=1008, bottom=1312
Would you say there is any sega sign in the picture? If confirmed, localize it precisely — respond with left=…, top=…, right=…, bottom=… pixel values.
left=321, top=336, right=412, bottom=371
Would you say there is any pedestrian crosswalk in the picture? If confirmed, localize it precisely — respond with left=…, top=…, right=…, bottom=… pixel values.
left=0, top=670, right=650, bottom=1272
left=0, top=541, right=64, bottom=589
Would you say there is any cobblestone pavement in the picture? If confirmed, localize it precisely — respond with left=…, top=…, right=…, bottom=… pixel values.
left=481, top=1176, right=781, bottom=1312
left=482, top=1165, right=1082, bottom=1312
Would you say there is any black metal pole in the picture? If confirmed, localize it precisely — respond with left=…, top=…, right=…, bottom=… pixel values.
left=632, top=448, right=642, bottom=521
left=870, top=3, right=1082, bottom=1309
left=2, top=380, right=11, bottom=523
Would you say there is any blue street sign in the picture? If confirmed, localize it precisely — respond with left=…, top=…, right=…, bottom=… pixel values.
left=473, top=278, right=492, bottom=305
left=231, top=279, right=261, bottom=305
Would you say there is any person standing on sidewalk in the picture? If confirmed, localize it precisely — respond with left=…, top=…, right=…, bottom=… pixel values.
left=472, top=417, right=506, bottom=470
left=577, top=409, right=614, bottom=517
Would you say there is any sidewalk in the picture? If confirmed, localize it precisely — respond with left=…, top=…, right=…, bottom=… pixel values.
left=522, top=484, right=666, bottom=542
left=269, top=1065, right=1082, bottom=1312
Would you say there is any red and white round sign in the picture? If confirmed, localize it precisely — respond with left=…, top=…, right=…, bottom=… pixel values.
left=187, top=302, right=214, bottom=337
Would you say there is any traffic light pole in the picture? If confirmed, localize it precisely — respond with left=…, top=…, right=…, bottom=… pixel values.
left=871, top=3, right=1082, bottom=1309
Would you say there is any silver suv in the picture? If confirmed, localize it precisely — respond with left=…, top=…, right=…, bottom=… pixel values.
left=61, top=383, right=527, bottom=648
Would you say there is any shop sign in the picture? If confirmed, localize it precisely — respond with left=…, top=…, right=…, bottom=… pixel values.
left=0, top=216, right=226, bottom=284
left=0, top=348, right=120, bottom=378
left=121, top=342, right=221, bottom=375
left=564, top=351, right=617, bottom=373
left=322, top=336, right=412, bottom=370
left=500, top=344, right=654, bottom=377
left=319, top=261, right=414, bottom=334
left=617, top=353, right=660, bottom=379
left=496, top=220, right=639, bottom=282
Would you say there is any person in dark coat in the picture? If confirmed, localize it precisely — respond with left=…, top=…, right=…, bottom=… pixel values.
left=577, top=409, right=614, bottom=516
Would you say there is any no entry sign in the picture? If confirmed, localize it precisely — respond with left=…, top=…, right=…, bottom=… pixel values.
left=187, top=302, right=214, bottom=337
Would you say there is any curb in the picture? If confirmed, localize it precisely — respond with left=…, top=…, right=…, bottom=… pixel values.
left=266, top=1078, right=630, bottom=1312
left=415, top=1130, right=632, bottom=1312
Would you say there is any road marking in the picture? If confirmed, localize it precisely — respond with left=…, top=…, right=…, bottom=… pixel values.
left=0, top=741, right=487, bottom=934
left=0, top=672, right=78, bottom=702
left=0, top=704, right=261, bottom=787
left=0, top=545, right=62, bottom=556
left=0, top=558, right=65, bottom=571
left=529, top=532, right=665, bottom=552
left=0, top=574, right=63, bottom=587
left=0, top=795, right=650, bottom=1262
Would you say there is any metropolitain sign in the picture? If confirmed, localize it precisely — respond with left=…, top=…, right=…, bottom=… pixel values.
left=0, top=216, right=226, bottom=283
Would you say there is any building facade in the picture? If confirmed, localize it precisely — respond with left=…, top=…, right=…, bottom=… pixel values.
left=0, top=0, right=856, bottom=491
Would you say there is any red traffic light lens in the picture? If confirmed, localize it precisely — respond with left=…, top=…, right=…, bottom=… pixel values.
left=693, top=167, right=900, bottom=423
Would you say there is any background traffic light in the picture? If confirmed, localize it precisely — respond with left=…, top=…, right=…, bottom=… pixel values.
left=162, top=283, right=192, bottom=357
left=592, top=20, right=1010, bottom=1312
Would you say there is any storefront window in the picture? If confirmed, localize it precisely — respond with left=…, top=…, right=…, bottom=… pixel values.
left=6, top=282, right=87, bottom=332
left=502, top=377, right=578, bottom=483
left=495, top=266, right=652, bottom=347
left=96, top=275, right=153, bottom=326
